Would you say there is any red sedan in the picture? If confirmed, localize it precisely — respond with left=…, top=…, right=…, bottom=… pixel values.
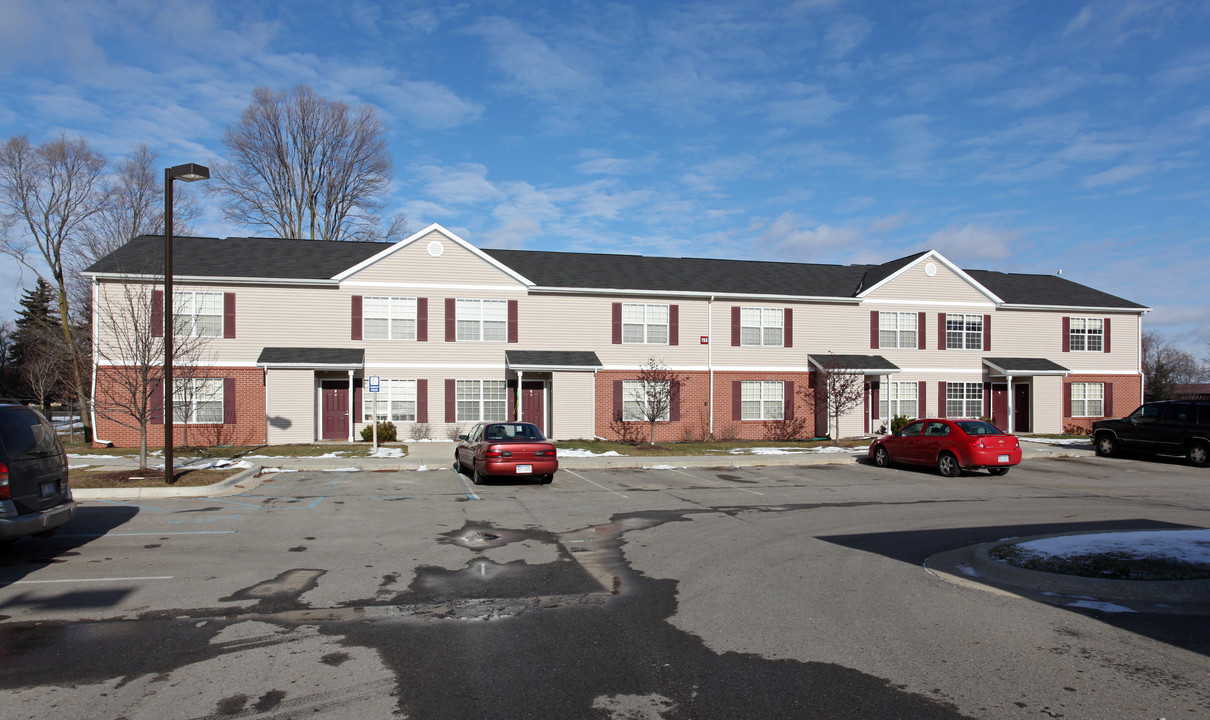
left=454, top=422, right=558, bottom=485
left=869, top=419, right=1021, bottom=477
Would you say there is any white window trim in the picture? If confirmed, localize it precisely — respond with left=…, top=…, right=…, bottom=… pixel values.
left=945, top=313, right=983, bottom=351
left=740, top=380, right=784, bottom=420
left=172, top=377, right=224, bottom=424
left=1070, top=382, right=1104, bottom=418
left=1069, top=317, right=1104, bottom=352
left=456, top=379, right=508, bottom=422
left=173, top=290, right=223, bottom=338
left=740, top=307, right=784, bottom=347
left=456, top=299, right=508, bottom=343
left=363, top=378, right=418, bottom=422
left=879, top=381, right=919, bottom=419
left=945, top=382, right=983, bottom=419
left=622, top=379, right=670, bottom=421
left=363, top=296, right=417, bottom=341
left=621, top=303, right=670, bottom=345
left=879, top=311, right=918, bottom=349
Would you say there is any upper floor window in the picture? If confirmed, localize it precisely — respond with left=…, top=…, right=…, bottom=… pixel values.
left=945, top=314, right=983, bottom=350
left=364, top=379, right=417, bottom=422
left=946, top=382, right=983, bottom=418
left=456, top=380, right=507, bottom=422
left=880, top=381, right=919, bottom=420
left=622, top=303, right=669, bottom=344
left=457, top=299, right=507, bottom=342
left=1069, top=382, right=1103, bottom=417
left=173, top=291, right=222, bottom=337
left=741, top=381, right=784, bottom=420
left=879, top=312, right=918, bottom=349
left=1069, top=317, right=1103, bottom=352
left=172, top=377, right=223, bottom=423
left=741, top=308, right=784, bottom=347
left=363, top=296, right=417, bottom=340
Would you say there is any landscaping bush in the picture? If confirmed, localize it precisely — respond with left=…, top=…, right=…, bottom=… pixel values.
left=360, top=421, right=397, bottom=442
left=891, top=415, right=914, bottom=432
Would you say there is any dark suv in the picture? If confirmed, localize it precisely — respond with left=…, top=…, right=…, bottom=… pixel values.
left=0, top=404, right=76, bottom=542
left=1091, top=400, right=1210, bottom=467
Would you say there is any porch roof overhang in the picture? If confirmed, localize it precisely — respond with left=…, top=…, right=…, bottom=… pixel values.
left=256, top=347, right=366, bottom=370
left=807, top=354, right=901, bottom=374
left=505, top=350, right=603, bottom=372
left=983, top=357, right=1070, bottom=377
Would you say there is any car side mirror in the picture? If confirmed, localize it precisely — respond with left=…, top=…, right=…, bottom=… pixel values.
left=458, top=434, right=468, bottom=441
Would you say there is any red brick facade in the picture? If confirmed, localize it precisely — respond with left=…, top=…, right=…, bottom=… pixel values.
left=1061, top=373, right=1143, bottom=434
left=93, top=366, right=265, bottom=448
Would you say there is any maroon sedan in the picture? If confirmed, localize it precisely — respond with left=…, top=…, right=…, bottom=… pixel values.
left=869, top=418, right=1021, bottom=477
left=454, top=422, right=558, bottom=485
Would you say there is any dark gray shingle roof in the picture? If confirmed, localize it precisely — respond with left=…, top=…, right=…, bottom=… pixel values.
left=256, top=347, right=365, bottom=367
left=808, top=354, right=901, bottom=373
left=983, top=358, right=1070, bottom=375
left=505, top=351, right=603, bottom=369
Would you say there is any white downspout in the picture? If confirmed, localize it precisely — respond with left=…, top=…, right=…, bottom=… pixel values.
left=90, top=279, right=113, bottom=447
left=708, top=295, right=715, bottom=438
left=1006, top=374, right=1014, bottom=434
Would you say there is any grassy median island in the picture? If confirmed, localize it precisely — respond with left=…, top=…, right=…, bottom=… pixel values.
left=71, top=467, right=248, bottom=488
left=990, top=543, right=1210, bottom=581
left=553, top=437, right=870, bottom=455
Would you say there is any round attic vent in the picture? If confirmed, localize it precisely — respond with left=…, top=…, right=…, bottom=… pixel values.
left=924, top=262, right=937, bottom=277
left=427, top=240, right=445, bottom=257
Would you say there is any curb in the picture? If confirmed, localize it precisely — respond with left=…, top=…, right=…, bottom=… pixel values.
left=72, top=465, right=267, bottom=500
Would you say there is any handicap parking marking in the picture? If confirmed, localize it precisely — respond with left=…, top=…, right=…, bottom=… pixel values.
left=451, top=468, right=480, bottom=500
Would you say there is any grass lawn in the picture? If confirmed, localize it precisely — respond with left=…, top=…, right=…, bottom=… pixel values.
left=553, top=437, right=871, bottom=455
left=71, top=466, right=248, bottom=488
left=63, top=441, right=404, bottom=459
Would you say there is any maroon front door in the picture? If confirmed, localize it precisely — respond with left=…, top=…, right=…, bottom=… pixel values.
left=321, top=381, right=350, bottom=440
left=990, top=384, right=1009, bottom=430
left=1013, top=383, right=1031, bottom=432
left=521, top=381, right=545, bottom=435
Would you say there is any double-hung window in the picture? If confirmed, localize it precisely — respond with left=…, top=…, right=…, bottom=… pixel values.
left=1069, top=382, right=1104, bottom=417
left=457, top=299, right=508, bottom=342
left=946, top=382, right=983, bottom=418
left=364, top=379, right=417, bottom=422
left=741, top=381, right=784, bottom=420
left=363, top=297, right=417, bottom=340
left=879, top=381, right=919, bottom=419
left=173, top=291, right=222, bottom=337
left=879, top=312, right=918, bottom=349
left=1069, top=318, right=1103, bottom=352
left=740, top=308, right=784, bottom=346
left=456, top=380, right=507, bottom=422
left=622, top=303, right=669, bottom=344
left=945, top=314, right=983, bottom=350
left=622, top=379, right=670, bottom=421
left=172, top=378, right=223, bottom=423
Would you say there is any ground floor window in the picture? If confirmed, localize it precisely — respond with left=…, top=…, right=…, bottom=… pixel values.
left=456, top=380, right=507, bottom=422
left=364, top=379, right=417, bottom=422
left=880, top=381, right=918, bottom=419
left=173, top=378, right=223, bottom=423
left=741, top=381, right=784, bottom=420
left=946, top=382, right=983, bottom=418
left=622, top=379, right=670, bottom=421
left=1069, top=382, right=1104, bottom=417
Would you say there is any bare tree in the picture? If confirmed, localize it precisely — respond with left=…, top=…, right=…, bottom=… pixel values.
left=1143, top=331, right=1209, bottom=400
left=0, top=318, right=15, bottom=397
left=211, top=85, right=404, bottom=242
left=19, top=338, right=68, bottom=412
left=92, top=281, right=212, bottom=472
left=0, top=133, right=109, bottom=441
left=621, top=358, right=687, bottom=446
left=813, top=355, right=867, bottom=440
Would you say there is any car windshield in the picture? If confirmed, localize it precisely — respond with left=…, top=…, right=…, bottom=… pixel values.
left=955, top=420, right=1004, bottom=436
left=483, top=423, right=545, bottom=441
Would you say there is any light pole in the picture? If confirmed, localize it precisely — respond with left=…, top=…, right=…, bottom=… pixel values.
left=164, top=163, right=209, bottom=484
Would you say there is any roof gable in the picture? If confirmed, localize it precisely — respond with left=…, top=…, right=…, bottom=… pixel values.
left=857, top=250, right=1001, bottom=304
left=333, top=224, right=533, bottom=286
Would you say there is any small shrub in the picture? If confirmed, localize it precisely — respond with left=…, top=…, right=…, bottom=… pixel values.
left=360, top=421, right=397, bottom=442
left=891, top=415, right=913, bottom=433
left=410, top=422, right=433, bottom=440
left=446, top=423, right=468, bottom=441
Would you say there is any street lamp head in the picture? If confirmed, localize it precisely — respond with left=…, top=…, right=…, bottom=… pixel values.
left=168, top=163, right=210, bottom=182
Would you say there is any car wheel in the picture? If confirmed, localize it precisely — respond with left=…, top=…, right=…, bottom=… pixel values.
left=873, top=445, right=890, bottom=468
left=472, top=464, right=486, bottom=485
left=937, top=452, right=961, bottom=478
left=453, top=452, right=463, bottom=474
left=987, top=467, right=1010, bottom=476
left=1187, top=440, right=1210, bottom=468
left=540, top=474, right=554, bottom=484
left=1095, top=434, right=1118, bottom=457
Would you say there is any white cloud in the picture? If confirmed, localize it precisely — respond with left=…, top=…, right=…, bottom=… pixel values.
left=754, top=212, right=864, bottom=260
left=925, top=225, right=1022, bottom=262
left=1063, top=6, right=1095, bottom=36
left=1081, top=163, right=1153, bottom=188
left=415, top=163, right=504, bottom=206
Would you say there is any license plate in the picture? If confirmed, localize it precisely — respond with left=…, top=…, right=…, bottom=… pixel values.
left=997, top=454, right=1010, bottom=463
left=516, top=464, right=532, bottom=474
left=39, top=481, right=56, bottom=498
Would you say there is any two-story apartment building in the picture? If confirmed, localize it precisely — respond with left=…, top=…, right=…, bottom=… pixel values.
left=83, top=223, right=1148, bottom=447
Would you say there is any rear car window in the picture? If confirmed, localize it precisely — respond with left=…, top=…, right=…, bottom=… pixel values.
left=0, top=408, right=61, bottom=459
left=955, top=420, right=1004, bottom=436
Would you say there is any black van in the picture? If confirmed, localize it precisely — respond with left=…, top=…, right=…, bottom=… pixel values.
left=0, top=404, right=76, bottom=541
left=1091, top=400, right=1210, bottom=467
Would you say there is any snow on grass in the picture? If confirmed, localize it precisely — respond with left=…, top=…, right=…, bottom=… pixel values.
left=1014, top=529, right=1210, bottom=565
left=559, top=449, right=623, bottom=458
left=1020, top=437, right=1092, bottom=446
left=644, top=464, right=681, bottom=470
left=320, top=467, right=362, bottom=472
left=732, top=445, right=868, bottom=455
left=369, top=447, right=405, bottom=458
left=185, top=459, right=254, bottom=470
left=260, top=467, right=298, bottom=474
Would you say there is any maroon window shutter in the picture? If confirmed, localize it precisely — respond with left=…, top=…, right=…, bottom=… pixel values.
left=983, top=314, right=991, bottom=352
left=869, top=311, right=879, bottom=349
left=445, top=379, right=456, bottom=422
left=938, top=313, right=947, bottom=350
left=1063, top=383, right=1072, bottom=417
left=508, top=300, right=519, bottom=343
left=917, top=312, right=926, bottom=350
left=353, top=379, right=363, bottom=422
left=351, top=296, right=362, bottom=341
left=785, top=381, right=795, bottom=420
left=732, top=306, right=741, bottom=346
left=1103, top=382, right=1113, bottom=417
left=152, top=290, right=164, bottom=338
left=670, top=381, right=681, bottom=421
left=612, top=303, right=622, bottom=344
left=1103, top=318, right=1111, bottom=353
left=445, top=299, right=456, bottom=342
left=937, top=381, right=947, bottom=418
left=871, top=381, right=880, bottom=420
left=150, top=380, right=164, bottom=424
left=417, top=298, right=428, bottom=342
left=417, top=379, right=429, bottom=423
left=223, top=293, right=236, bottom=339
left=669, top=304, right=679, bottom=346
left=784, top=308, right=793, bottom=347
left=917, top=381, right=926, bottom=419
left=223, top=378, right=236, bottom=424
left=983, top=382, right=991, bottom=418
left=1061, top=317, right=1070, bottom=352
left=732, top=381, right=742, bottom=421
left=613, top=380, right=624, bottom=420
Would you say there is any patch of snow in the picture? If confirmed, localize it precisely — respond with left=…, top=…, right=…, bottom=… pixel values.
left=260, top=467, right=298, bottom=474
left=1014, top=529, right=1210, bottom=565
left=955, top=563, right=979, bottom=577
left=369, top=447, right=404, bottom=458
left=1021, top=437, right=1093, bottom=446
left=559, top=449, right=623, bottom=457
left=187, top=459, right=254, bottom=470
left=321, top=467, right=361, bottom=472
left=1066, top=600, right=1136, bottom=613
left=415, top=465, right=429, bottom=471
left=644, top=464, right=681, bottom=470
left=68, top=463, right=91, bottom=469
left=316, top=452, right=347, bottom=458
left=734, top=445, right=866, bottom=455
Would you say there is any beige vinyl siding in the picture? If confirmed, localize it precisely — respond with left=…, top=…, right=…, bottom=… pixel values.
left=550, top=371, right=596, bottom=440
left=345, top=230, right=524, bottom=287
left=865, top=261, right=992, bottom=305
left=266, top=368, right=316, bottom=443
left=1032, top=375, right=1063, bottom=433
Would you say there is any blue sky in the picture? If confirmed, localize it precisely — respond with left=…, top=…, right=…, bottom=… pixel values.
left=2, top=0, right=1208, bottom=352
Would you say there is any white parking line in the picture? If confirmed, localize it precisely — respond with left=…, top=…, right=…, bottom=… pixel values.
left=563, top=469, right=629, bottom=499
left=0, top=575, right=173, bottom=587
left=670, top=468, right=763, bottom=495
